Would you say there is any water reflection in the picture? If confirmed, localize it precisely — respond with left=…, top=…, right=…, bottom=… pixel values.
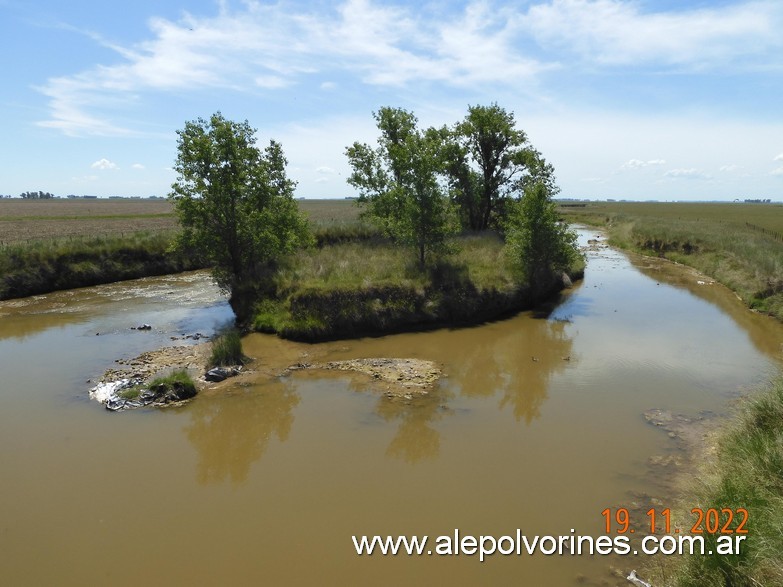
left=450, top=318, right=574, bottom=423
left=0, top=296, right=90, bottom=340
left=184, top=380, right=300, bottom=485
left=376, top=389, right=453, bottom=464
left=632, top=255, right=783, bottom=359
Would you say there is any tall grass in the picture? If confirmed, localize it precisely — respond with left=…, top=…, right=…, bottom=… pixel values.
left=253, top=232, right=580, bottom=340
left=657, top=379, right=783, bottom=586
left=209, top=328, right=246, bottom=367
left=0, top=231, right=205, bottom=300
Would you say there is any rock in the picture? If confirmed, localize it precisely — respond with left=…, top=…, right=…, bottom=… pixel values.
left=292, top=358, right=441, bottom=397
left=92, top=377, right=197, bottom=412
left=205, top=366, right=241, bottom=382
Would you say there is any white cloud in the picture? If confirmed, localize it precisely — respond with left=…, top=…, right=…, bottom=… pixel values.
left=774, top=153, right=783, bottom=161
left=36, top=1, right=551, bottom=136
left=132, top=163, right=145, bottom=170
left=91, top=158, right=118, bottom=170
left=254, top=75, right=291, bottom=89
left=316, top=166, right=336, bottom=174
left=621, top=158, right=666, bottom=169
left=525, top=0, right=783, bottom=69
left=665, top=168, right=711, bottom=179
left=771, top=167, right=783, bottom=176
left=719, top=164, right=739, bottom=172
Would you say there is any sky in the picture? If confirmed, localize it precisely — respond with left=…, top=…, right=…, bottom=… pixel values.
left=2, top=0, right=782, bottom=201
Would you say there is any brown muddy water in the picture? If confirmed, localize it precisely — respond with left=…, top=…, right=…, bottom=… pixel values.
left=1, top=233, right=782, bottom=586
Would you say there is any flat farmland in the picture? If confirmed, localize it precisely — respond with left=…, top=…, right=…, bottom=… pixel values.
left=560, top=201, right=783, bottom=233
left=0, top=199, right=177, bottom=244
left=0, top=198, right=361, bottom=245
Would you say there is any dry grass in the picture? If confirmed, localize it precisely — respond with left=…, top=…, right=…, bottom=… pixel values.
left=0, top=198, right=173, bottom=218
left=561, top=201, right=783, bottom=233
left=297, top=198, right=361, bottom=227
left=0, top=198, right=359, bottom=245
left=0, top=199, right=177, bottom=244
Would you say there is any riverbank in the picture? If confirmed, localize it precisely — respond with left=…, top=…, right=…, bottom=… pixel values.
left=644, top=376, right=783, bottom=586
left=0, top=231, right=206, bottom=300
left=252, top=234, right=584, bottom=341
left=559, top=202, right=783, bottom=321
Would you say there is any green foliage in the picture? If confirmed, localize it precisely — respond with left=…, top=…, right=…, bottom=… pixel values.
left=505, top=183, right=579, bottom=290
left=442, top=103, right=557, bottom=230
left=209, top=328, right=247, bottom=367
left=346, top=107, right=459, bottom=266
left=117, top=387, right=142, bottom=401
left=169, top=112, right=311, bottom=318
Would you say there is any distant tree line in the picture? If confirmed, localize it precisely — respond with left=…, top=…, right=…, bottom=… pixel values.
left=8, top=193, right=164, bottom=199
left=20, top=191, right=56, bottom=199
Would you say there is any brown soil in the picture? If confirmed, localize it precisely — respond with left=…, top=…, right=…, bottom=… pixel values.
left=99, top=343, right=214, bottom=386
left=283, top=358, right=442, bottom=398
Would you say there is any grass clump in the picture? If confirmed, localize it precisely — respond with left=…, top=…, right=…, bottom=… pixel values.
left=209, top=328, right=247, bottom=367
left=148, top=370, right=197, bottom=394
left=117, top=387, right=142, bottom=401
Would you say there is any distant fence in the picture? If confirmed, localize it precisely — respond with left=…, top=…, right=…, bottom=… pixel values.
left=746, top=222, right=783, bottom=242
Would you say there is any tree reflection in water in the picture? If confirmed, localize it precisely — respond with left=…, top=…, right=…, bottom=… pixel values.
left=378, top=390, right=453, bottom=464
left=184, top=380, right=300, bottom=485
left=446, top=317, right=574, bottom=424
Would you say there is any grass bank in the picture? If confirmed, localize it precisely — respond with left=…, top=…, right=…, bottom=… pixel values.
left=650, top=377, right=783, bottom=586
left=0, top=231, right=205, bottom=300
left=560, top=202, right=783, bottom=320
left=253, top=233, right=584, bottom=341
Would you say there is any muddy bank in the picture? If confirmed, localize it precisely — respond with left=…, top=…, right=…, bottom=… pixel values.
left=261, top=268, right=584, bottom=342
left=98, top=343, right=213, bottom=385
left=283, top=358, right=442, bottom=398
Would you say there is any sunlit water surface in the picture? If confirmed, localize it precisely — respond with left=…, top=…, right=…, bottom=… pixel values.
left=1, top=234, right=781, bottom=586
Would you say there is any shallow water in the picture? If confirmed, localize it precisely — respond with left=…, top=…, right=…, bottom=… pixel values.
left=0, top=237, right=781, bottom=586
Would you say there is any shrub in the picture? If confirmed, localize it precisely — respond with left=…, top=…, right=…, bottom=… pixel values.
left=209, top=328, right=247, bottom=367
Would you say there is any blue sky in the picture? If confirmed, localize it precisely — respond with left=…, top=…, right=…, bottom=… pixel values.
left=2, top=0, right=783, bottom=200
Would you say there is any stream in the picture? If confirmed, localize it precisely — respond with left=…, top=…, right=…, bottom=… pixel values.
left=0, top=231, right=781, bottom=586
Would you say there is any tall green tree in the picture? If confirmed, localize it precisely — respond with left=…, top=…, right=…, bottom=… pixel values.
left=445, top=104, right=557, bottom=231
left=346, top=107, right=458, bottom=266
left=169, top=112, right=310, bottom=321
left=505, top=182, right=579, bottom=293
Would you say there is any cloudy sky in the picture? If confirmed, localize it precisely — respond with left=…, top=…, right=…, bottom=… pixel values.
left=2, top=0, right=783, bottom=200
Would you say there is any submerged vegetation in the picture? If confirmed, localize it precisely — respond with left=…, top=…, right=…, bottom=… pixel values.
left=560, top=202, right=783, bottom=320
